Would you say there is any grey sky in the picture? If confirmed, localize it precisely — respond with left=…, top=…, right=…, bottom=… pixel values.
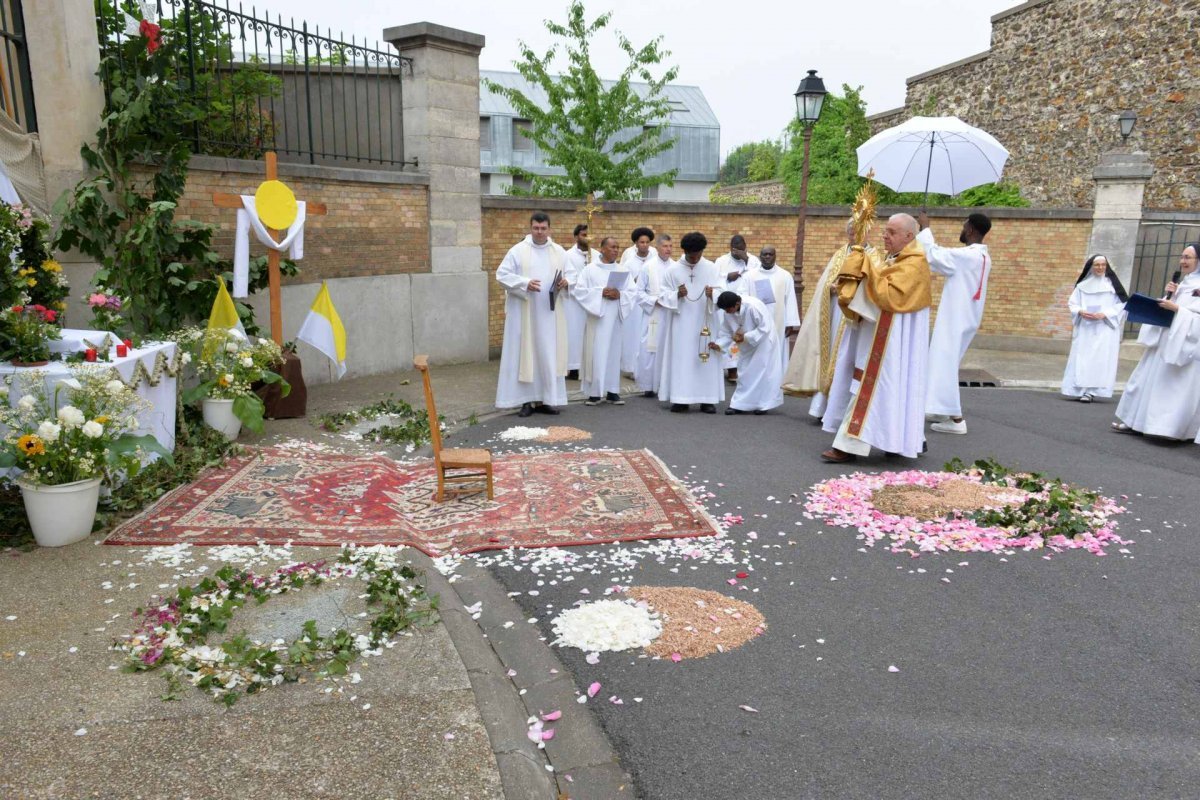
left=280, top=0, right=1023, bottom=157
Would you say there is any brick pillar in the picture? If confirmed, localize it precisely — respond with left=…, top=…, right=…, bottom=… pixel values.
left=1087, top=151, right=1154, bottom=289
left=385, top=23, right=488, bottom=363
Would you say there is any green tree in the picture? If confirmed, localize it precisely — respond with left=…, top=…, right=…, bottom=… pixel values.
left=781, top=84, right=1028, bottom=208
left=718, top=142, right=757, bottom=184
left=746, top=141, right=783, bottom=182
left=781, top=85, right=872, bottom=205
left=482, top=1, right=680, bottom=199
left=718, top=140, right=783, bottom=185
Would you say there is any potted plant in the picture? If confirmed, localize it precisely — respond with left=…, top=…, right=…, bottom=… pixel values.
left=0, top=368, right=172, bottom=546
left=181, top=328, right=290, bottom=440
left=0, top=304, right=62, bottom=366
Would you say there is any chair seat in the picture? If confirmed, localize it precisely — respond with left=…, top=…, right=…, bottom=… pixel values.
left=440, top=448, right=492, bottom=467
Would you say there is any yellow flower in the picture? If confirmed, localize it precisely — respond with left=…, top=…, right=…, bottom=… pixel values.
left=54, top=301, right=66, bottom=310
left=41, top=259, right=62, bottom=273
left=25, top=278, right=36, bottom=287
left=218, top=375, right=231, bottom=388
left=17, top=434, right=44, bottom=456
left=95, top=415, right=110, bottom=424
left=17, top=268, right=31, bottom=276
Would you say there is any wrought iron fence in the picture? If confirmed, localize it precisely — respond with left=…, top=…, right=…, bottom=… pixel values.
left=1126, top=220, right=1200, bottom=336
left=0, top=0, right=36, bottom=131
left=96, top=0, right=412, bottom=168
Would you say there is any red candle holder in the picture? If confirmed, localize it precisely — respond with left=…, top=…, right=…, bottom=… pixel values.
left=116, top=344, right=128, bottom=358
left=84, top=348, right=97, bottom=362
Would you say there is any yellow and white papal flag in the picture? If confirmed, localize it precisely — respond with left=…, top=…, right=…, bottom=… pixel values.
left=296, top=281, right=347, bottom=379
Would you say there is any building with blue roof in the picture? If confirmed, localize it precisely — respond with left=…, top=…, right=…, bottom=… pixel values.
left=479, top=70, right=720, bottom=202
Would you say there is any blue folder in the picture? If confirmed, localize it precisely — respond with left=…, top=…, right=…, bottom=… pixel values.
left=1124, top=293, right=1176, bottom=328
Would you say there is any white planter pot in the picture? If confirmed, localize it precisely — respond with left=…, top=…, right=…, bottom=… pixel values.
left=203, top=398, right=242, bottom=440
left=19, top=477, right=102, bottom=548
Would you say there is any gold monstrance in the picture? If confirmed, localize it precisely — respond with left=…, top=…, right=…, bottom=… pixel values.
left=850, top=170, right=878, bottom=247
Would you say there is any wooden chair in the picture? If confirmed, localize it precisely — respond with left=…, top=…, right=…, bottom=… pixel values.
left=413, top=355, right=494, bottom=502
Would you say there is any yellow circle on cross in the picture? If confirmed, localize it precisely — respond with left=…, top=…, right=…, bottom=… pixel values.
left=254, top=179, right=298, bottom=229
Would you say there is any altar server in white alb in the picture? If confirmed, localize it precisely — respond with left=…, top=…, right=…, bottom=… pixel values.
left=713, top=291, right=783, bottom=415
left=822, top=214, right=932, bottom=463
left=574, top=237, right=636, bottom=406
left=916, top=211, right=992, bottom=434
left=635, top=233, right=673, bottom=397
left=1061, top=255, right=1128, bottom=402
left=743, top=245, right=800, bottom=379
left=495, top=211, right=569, bottom=418
left=1114, top=243, right=1200, bottom=439
left=712, top=235, right=760, bottom=381
left=620, top=227, right=656, bottom=374
left=563, top=223, right=599, bottom=381
left=657, top=232, right=725, bottom=414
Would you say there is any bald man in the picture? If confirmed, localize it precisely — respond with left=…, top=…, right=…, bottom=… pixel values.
left=822, top=213, right=932, bottom=462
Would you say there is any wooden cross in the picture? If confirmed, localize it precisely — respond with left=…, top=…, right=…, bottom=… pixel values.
left=211, top=152, right=328, bottom=344
left=575, top=192, right=604, bottom=228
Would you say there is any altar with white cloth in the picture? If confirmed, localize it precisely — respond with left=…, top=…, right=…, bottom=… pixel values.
left=0, top=340, right=180, bottom=454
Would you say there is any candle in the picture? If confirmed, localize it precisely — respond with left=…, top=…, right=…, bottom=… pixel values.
left=116, top=344, right=128, bottom=357
left=85, top=348, right=97, bottom=362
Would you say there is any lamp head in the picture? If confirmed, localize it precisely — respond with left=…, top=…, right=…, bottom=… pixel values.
left=794, top=70, right=827, bottom=126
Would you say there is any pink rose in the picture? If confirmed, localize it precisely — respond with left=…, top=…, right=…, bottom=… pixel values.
left=88, top=293, right=107, bottom=307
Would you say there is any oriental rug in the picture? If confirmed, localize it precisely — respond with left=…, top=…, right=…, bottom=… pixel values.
left=104, top=447, right=718, bottom=556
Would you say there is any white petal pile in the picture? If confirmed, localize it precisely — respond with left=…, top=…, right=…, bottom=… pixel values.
left=551, top=599, right=662, bottom=653
left=498, top=426, right=550, bottom=442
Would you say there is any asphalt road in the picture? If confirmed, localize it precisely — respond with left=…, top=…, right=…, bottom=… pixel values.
left=453, top=388, right=1199, bottom=800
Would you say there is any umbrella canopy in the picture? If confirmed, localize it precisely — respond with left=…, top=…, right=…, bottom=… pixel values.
left=856, top=116, right=1009, bottom=198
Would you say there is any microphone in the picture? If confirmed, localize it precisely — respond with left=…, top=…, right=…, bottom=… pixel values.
left=1165, top=270, right=1182, bottom=300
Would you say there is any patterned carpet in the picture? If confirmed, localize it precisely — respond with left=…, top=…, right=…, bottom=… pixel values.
left=104, top=447, right=719, bottom=555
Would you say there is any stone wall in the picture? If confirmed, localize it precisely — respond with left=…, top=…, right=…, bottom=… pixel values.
left=482, top=197, right=1093, bottom=352
left=708, top=180, right=789, bottom=205
left=871, top=0, right=1200, bottom=210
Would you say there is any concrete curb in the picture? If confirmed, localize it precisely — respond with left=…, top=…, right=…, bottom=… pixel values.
left=420, top=557, right=634, bottom=799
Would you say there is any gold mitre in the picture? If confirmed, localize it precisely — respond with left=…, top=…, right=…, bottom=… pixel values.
left=850, top=171, right=878, bottom=247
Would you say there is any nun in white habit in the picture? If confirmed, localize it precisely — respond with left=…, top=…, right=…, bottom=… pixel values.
left=1061, top=254, right=1128, bottom=402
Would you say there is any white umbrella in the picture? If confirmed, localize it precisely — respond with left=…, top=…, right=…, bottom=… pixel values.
left=856, top=116, right=1009, bottom=205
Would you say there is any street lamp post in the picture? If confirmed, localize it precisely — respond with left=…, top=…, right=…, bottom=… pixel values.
left=792, top=69, right=827, bottom=319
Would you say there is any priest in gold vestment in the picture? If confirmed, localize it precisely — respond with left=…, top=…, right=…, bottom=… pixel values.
left=821, top=213, right=932, bottom=462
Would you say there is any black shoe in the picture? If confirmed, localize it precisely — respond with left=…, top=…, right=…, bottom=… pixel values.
left=606, top=392, right=625, bottom=406
left=725, top=408, right=743, bottom=416
left=536, top=404, right=560, bottom=415
left=566, top=369, right=580, bottom=381
left=518, top=403, right=534, bottom=418
left=670, top=404, right=688, bottom=413
left=753, top=410, right=767, bottom=416
left=643, top=391, right=656, bottom=398
left=700, top=404, right=717, bottom=414
left=585, top=396, right=603, bottom=406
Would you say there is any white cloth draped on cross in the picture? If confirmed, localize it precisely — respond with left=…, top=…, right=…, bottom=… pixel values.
left=232, top=196, right=307, bottom=297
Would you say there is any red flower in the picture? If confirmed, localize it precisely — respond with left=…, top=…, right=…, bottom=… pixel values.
left=140, top=19, right=162, bottom=54
left=44, top=309, right=57, bottom=323
left=736, top=571, right=749, bottom=579
left=11, top=305, right=22, bottom=313
left=30, top=304, right=44, bottom=312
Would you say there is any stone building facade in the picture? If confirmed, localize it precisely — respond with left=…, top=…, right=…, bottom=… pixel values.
left=868, top=0, right=1199, bottom=211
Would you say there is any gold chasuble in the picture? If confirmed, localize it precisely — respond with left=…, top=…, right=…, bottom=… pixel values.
left=839, top=239, right=932, bottom=437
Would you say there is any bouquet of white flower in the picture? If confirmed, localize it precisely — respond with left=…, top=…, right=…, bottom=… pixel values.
left=177, top=327, right=290, bottom=433
left=0, top=367, right=172, bottom=486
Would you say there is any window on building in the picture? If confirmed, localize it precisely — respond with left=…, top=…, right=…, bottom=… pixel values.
left=480, top=117, right=492, bottom=149
left=513, top=119, right=534, bottom=151
left=512, top=176, right=533, bottom=193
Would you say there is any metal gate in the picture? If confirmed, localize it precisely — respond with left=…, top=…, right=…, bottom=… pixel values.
left=1125, top=220, right=1200, bottom=336
left=0, top=0, right=35, bottom=131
